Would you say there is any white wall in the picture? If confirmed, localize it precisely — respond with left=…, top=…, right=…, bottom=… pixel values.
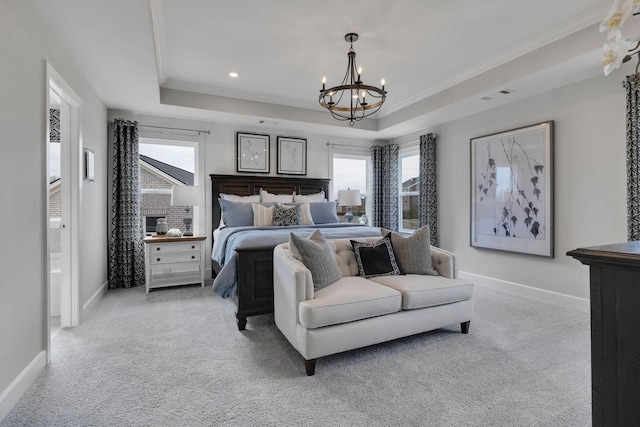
left=419, top=74, right=627, bottom=309
left=0, top=0, right=107, bottom=418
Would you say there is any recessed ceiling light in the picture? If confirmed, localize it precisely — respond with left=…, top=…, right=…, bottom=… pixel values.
left=229, top=72, right=238, bottom=78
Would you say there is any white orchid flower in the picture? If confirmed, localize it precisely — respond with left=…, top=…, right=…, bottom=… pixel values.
left=600, top=0, right=634, bottom=33
left=603, top=30, right=635, bottom=75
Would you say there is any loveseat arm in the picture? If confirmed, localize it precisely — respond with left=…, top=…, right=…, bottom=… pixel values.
left=273, top=243, right=314, bottom=345
left=431, top=246, right=458, bottom=279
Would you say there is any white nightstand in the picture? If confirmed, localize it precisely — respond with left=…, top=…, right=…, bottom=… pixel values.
left=144, top=235, right=206, bottom=293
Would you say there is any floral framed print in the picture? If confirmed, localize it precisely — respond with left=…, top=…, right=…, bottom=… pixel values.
left=236, top=132, right=270, bottom=173
left=277, top=136, right=306, bottom=175
left=470, top=121, right=554, bottom=257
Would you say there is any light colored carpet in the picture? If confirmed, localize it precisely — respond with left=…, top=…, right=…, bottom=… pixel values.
left=1, top=284, right=591, bottom=426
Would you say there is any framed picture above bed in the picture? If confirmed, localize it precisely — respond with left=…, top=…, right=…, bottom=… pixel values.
left=277, top=136, right=306, bottom=175
left=470, top=121, right=554, bottom=257
left=236, top=132, right=270, bottom=173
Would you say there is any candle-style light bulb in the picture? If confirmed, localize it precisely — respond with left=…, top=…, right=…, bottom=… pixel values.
left=381, top=79, right=385, bottom=91
left=357, top=67, right=362, bottom=81
left=322, top=76, right=326, bottom=90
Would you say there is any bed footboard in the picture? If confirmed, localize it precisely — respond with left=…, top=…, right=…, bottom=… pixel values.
left=235, top=247, right=275, bottom=330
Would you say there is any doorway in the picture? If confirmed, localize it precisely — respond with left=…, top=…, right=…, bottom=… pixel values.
left=47, top=64, right=81, bottom=362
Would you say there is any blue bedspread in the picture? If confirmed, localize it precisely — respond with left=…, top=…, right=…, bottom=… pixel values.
left=211, top=224, right=382, bottom=298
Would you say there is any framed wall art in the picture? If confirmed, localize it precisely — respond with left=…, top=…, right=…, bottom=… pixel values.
left=277, top=136, right=306, bottom=175
left=236, top=132, right=270, bottom=173
left=470, top=121, right=554, bottom=257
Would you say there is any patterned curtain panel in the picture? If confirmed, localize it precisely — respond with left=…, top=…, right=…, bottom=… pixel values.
left=49, top=108, right=60, bottom=143
left=419, top=133, right=438, bottom=247
left=371, top=144, right=399, bottom=230
left=108, top=119, right=145, bottom=289
left=626, top=77, right=640, bottom=241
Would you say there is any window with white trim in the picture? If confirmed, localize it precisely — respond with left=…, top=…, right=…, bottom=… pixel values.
left=399, top=150, right=419, bottom=232
left=332, top=153, right=370, bottom=224
left=139, top=139, right=197, bottom=235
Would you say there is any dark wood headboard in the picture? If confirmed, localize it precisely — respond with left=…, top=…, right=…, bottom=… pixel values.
left=210, top=174, right=330, bottom=229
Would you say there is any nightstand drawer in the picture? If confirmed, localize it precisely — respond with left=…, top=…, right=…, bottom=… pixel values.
left=151, top=252, right=201, bottom=265
left=148, top=241, right=202, bottom=253
left=150, top=263, right=201, bottom=279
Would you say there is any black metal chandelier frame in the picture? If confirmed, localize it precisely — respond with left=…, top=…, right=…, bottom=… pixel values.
left=319, top=33, right=386, bottom=126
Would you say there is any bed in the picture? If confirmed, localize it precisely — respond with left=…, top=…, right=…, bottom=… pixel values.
left=210, top=174, right=381, bottom=330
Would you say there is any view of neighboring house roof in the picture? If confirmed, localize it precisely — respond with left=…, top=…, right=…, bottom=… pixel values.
left=140, top=154, right=193, bottom=185
left=402, top=177, right=419, bottom=191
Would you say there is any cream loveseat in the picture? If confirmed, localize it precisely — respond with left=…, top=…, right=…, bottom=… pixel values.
left=273, top=230, right=474, bottom=375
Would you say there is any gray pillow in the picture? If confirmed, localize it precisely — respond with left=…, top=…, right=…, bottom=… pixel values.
left=382, top=226, right=439, bottom=276
left=218, top=199, right=253, bottom=227
left=289, top=230, right=341, bottom=290
left=309, top=201, right=339, bottom=224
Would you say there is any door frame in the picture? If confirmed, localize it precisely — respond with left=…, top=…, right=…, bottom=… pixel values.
left=46, top=63, right=82, bottom=364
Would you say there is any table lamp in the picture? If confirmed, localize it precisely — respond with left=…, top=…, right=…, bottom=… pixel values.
left=171, top=186, right=202, bottom=236
left=337, top=189, right=362, bottom=223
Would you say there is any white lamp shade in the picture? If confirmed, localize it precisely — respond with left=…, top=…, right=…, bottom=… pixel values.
left=337, top=189, right=361, bottom=206
left=171, top=186, right=202, bottom=207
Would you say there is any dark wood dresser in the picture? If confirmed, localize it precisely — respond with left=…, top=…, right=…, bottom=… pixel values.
left=567, top=242, right=640, bottom=426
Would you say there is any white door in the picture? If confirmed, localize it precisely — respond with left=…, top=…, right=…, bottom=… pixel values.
left=47, top=65, right=81, bottom=363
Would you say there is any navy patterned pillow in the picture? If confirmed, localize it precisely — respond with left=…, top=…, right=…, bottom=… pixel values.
left=272, top=204, right=302, bottom=226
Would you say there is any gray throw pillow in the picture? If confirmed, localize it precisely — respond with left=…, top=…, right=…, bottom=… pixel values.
left=289, top=230, right=341, bottom=290
left=382, top=226, right=439, bottom=276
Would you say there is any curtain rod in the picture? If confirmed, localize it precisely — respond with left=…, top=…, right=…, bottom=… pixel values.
left=326, top=142, right=374, bottom=148
left=138, top=124, right=210, bottom=134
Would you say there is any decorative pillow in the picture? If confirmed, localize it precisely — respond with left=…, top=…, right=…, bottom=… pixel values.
left=252, top=203, right=275, bottom=226
left=289, top=230, right=342, bottom=290
left=283, top=202, right=314, bottom=225
left=218, top=199, right=254, bottom=227
left=351, top=236, right=402, bottom=279
left=309, top=201, right=339, bottom=224
left=272, top=204, right=302, bottom=226
left=381, top=226, right=439, bottom=276
left=293, top=191, right=326, bottom=202
left=220, top=193, right=260, bottom=202
left=260, top=189, right=294, bottom=203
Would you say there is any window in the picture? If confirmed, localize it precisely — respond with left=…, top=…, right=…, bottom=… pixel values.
left=399, top=151, right=419, bottom=231
left=139, top=139, right=197, bottom=235
left=332, top=154, right=369, bottom=223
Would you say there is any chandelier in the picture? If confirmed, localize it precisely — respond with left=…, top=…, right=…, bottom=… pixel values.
left=319, top=33, right=387, bottom=126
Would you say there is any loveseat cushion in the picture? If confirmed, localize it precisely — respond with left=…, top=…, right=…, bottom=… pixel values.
left=369, top=275, right=474, bottom=310
left=298, top=276, right=402, bottom=329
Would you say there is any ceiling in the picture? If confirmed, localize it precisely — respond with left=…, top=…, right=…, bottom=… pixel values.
left=30, top=0, right=616, bottom=139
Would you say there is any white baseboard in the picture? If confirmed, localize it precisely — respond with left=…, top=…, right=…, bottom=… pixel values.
left=0, top=351, right=46, bottom=422
left=82, top=280, right=108, bottom=321
left=460, top=271, right=590, bottom=313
